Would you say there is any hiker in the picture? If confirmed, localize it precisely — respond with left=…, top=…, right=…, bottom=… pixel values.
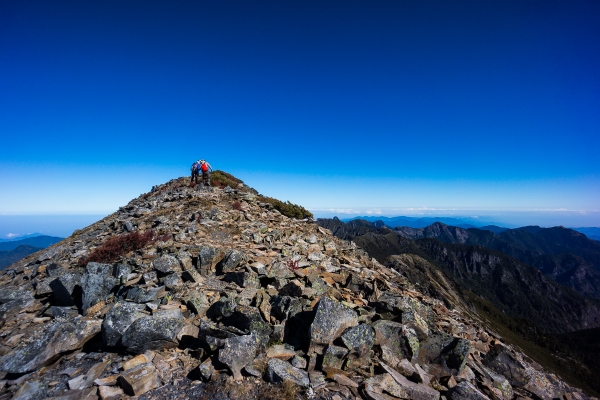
left=200, top=159, right=213, bottom=186
left=190, top=160, right=200, bottom=185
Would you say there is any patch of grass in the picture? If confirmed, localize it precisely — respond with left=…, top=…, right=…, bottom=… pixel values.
left=78, top=230, right=156, bottom=267
left=211, top=170, right=245, bottom=189
left=258, top=196, right=313, bottom=220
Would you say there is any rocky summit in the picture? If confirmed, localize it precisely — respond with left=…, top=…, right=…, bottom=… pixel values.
left=0, top=175, right=593, bottom=400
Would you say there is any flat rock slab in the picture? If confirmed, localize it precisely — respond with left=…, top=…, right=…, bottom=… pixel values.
left=121, top=315, right=185, bottom=353
left=448, top=381, right=490, bottom=400
left=266, top=358, right=310, bottom=388
left=309, top=297, right=358, bottom=354
left=120, top=362, right=159, bottom=396
left=0, top=317, right=102, bottom=374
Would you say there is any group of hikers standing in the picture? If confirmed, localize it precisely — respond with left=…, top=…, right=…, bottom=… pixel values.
left=191, top=159, right=212, bottom=187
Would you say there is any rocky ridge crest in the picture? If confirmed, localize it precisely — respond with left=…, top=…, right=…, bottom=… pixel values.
left=0, top=176, right=593, bottom=399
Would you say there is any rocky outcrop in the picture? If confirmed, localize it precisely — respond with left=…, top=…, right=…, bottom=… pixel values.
left=0, top=176, right=592, bottom=399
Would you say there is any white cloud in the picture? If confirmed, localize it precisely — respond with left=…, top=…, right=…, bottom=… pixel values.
left=6, top=233, right=19, bottom=238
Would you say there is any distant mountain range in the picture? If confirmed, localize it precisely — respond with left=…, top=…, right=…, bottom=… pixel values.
left=317, top=217, right=600, bottom=333
left=342, top=215, right=600, bottom=241
left=0, top=233, right=44, bottom=242
left=0, top=235, right=63, bottom=270
left=0, top=235, right=63, bottom=251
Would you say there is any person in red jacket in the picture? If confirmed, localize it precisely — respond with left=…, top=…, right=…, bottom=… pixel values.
left=200, top=160, right=213, bottom=186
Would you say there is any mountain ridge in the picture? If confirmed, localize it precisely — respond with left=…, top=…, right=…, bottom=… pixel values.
left=0, top=175, right=594, bottom=398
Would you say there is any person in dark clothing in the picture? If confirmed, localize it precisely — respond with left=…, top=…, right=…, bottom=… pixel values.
left=190, top=160, right=200, bottom=185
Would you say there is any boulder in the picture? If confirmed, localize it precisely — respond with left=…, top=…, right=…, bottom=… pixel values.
left=270, top=295, right=303, bottom=322
left=373, top=319, right=408, bottom=366
left=153, top=254, right=182, bottom=274
left=341, top=323, right=375, bottom=356
left=483, top=344, right=532, bottom=387
left=102, top=301, right=145, bottom=346
left=322, top=344, right=348, bottom=369
left=309, top=297, right=358, bottom=354
left=265, top=358, right=310, bottom=388
left=218, top=249, right=245, bottom=273
left=380, top=362, right=440, bottom=400
left=49, top=272, right=81, bottom=306
left=187, top=291, right=210, bottom=317
left=163, top=273, right=183, bottom=289
left=0, top=317, right=102, bottom=373
left=81, top=262, right=118, bottom=313
left=417, top=333, right=471, bottom=377
left=197, top=246, right=226, bottom=276
left=121, top=315, right=185, bottom=353
left=218, top=333, right=259, bottom=380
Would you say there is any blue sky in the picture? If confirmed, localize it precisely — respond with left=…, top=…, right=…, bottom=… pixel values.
left=1, top=1, right=599, bottom=232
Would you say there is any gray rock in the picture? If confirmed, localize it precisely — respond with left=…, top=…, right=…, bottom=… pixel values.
left=113, top=264, right=131, bottom=280
left=309, top=297, right=358, bottom=354
left=322, top=344, right=348, bottom=369
left=50, top=272, right=81, bottom=306
left=143, top=271, right=157, bottom=284
left=270, top=295, right=303, bottom=322
left=126, top=286, right=166, bottom=303
left=265, top=358, right=310, bottom=388
left=50, top=306, right=79, bottom=318
left=46, top=263, right=66, bottom=278
left=163, top=273, right=183, bottom=289
left=102, top=301, right=145, bottom=346
left=37, top=245, right=64, bottom=262
left=123, top=220, right=135, bottom=232
left=153, top=255, right=182, bottom=274
left=218, top=249, right=245, bottom=273
left=81, top=262, right=117, bottom=312
left=0, top=288, right=33, bottom=304
left=13, top=381, right=42, bottom=400
left=373, top=319, right=407, bottom=366
left=187, top=292, right=210, bottom=317
left=341, top=323, right=375, bottom=356
left=291, top=355, right=307, bottom=369
left=197, top=245, right=226, bottom=276
left=380, top=362, right=441, bottom=400
left=483, top=344, right=532, bottom=387
left=121, top=315, right=185, bottom=353
left=448, top=381, right=490, bottom=400
left=218, top=334, right=259, bottom=380
left=223, top=271, right=259, bottom=288
left=0, top=317, right=102, bottom=373
left=0, top=298, right=36, bottom=322
left=417, top=333, right=471, bottom=378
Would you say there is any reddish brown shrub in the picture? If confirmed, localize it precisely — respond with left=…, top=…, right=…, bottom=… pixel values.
left=78, top=230, right=155, bottom=267
left=232, top=201, right=243, bottom=211
left=287, top=260, right=299, bottom=272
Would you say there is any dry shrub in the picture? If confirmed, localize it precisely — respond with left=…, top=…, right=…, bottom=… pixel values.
left=232, top=201, right=243, bottom=211
left=78, top=230, right=155, bottom=267
left=258, top=381, right=301, bottom=400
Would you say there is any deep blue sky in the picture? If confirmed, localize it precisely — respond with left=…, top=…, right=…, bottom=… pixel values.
left=1, top=1, right=599, bottom=230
